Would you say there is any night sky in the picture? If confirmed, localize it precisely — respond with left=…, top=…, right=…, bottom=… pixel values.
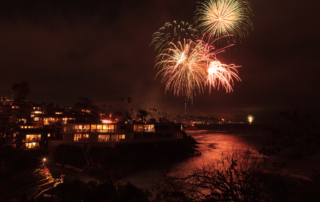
left=0, top=0, right=319, bottom=124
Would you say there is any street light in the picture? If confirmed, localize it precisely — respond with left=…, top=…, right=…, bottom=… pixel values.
left=43, top=158, right=46, bottom=165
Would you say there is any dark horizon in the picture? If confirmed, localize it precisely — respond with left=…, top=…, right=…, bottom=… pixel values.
left=0, top=0, right=319, bottom=124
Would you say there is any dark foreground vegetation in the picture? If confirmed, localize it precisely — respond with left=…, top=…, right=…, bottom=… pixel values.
left=34, top=151, right=320, bottom=202
left=0, top=148, right=45, bottom=184
left=53, top=144, right=87, bottom=168
left=36, top=177, right=151, bottom=202
left=154, top=151, right=320, bottom=202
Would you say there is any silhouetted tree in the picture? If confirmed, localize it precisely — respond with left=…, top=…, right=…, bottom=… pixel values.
left=45, top=102, right=56, bottom=115
left=148, top=118, right=157, bottom=123
left=112, top=111, right=124, bottom=122
left=11, top=82, right=31, bottom=101
left=74, top=97, right=94, bottom=110
left=11, top=83, right=20, bottom=96
left=73, top=97, right=100, bottom=123
left=127, top=97, right=131, bottom=112
left=137, top=109, right=150, bottom=122
left=159, top=116, right=170, bottom=123
left=124, top=111, right=133, bottom=121
left=259, top=108, right=320, bottom=168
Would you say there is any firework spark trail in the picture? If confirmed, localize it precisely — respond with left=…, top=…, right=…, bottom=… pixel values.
left=194, top=0, right=253, bottom=42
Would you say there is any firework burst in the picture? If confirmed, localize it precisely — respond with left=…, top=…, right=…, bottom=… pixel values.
left=194, top=0, right=253, bottom=42
left=154, top=36, right=241, bottom=97
left=150, top=21, right=199, bottom=53
left=155, top=40, right=207, bottom=98
left=195, top=35, right=241, bottom=93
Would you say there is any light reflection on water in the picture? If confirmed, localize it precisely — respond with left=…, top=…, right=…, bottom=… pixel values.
left=124, top=131, right=258, bottom=189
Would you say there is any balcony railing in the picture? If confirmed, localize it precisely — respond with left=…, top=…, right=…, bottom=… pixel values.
left=23, top=138, right=43, bottom=142
left=91, top=129, right=115, bottom=133
left=63, top=128, right=179, bottom=133
left=98, top=138, right=126, bottom=142
left=74, top=138, right=89, bottom=142
left=144, top=128, right=155, bottom=132
left=98, top=138, right=110, bottom=142
left=134, top=129, right=155, bottom=132
left=64, top=129, right=90, bottom=133
left=134, top=129, right=144, bottom=132
left=65, top=129, right=130, bottom=133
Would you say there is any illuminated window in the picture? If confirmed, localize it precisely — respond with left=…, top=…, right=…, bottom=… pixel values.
left=74, top=125, right=82, bottom=132
left=74, top=134, right=89, bottom=142
left=103, top=125, right=107, bottom=130
left=98, top=135, right=110, bottom=142
left=48, top=133, right=51, bottom=137
left=34, top=117, right=39, bottom=121
left=134, top=125, right=144, bottom=132
left=28, top=126, right=33, bottom=129
left=25, top=142, right=39, bottom=149
left=91, top=125, right=97, bottom=130
left=26, top=134, right=41, bottom=141
left=62, top=118, right=68, bottom=124
left=119, top=134, right=125, bottom=140
left=144, top=125, right=155, bottom=132
left=83, top=125, right=90, bottom=131
left=108, top=125, right=114, bottom=131
left=55, top=112, right=63, bottom=114
left=97, top=125, right=102, bottom=131
left=111, top=135, right=119, bottom=141
left=74, top=134, right=81, bottom=141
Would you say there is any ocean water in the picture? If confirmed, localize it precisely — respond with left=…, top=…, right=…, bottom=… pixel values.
left=124, top=127, right=270, bottom=189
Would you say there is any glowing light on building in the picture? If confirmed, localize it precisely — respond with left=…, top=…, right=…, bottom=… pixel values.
left=102, top=120, right=112, bottom=124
